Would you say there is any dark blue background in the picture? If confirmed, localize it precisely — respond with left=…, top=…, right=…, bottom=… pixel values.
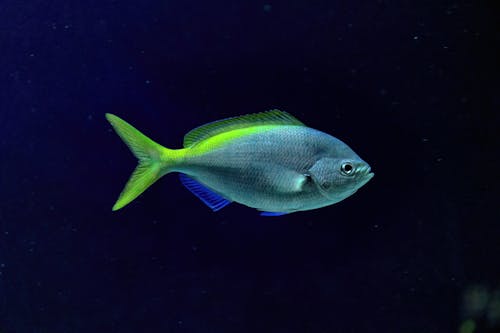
left=1, top=1, right=498, bottom=332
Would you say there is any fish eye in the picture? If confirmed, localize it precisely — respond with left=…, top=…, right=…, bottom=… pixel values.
left=341, top=162, right=354, bottom=176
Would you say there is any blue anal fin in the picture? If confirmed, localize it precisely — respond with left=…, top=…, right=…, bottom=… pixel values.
left=179, top=174, right=231, bottom=212
left=260, top=211, right=288, bottom=217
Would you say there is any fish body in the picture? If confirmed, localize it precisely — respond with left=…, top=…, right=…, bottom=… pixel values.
left=106, top=110, right=374, bottom=215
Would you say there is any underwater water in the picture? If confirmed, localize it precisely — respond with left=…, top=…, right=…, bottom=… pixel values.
left=1, top=1, right=498, bottom=332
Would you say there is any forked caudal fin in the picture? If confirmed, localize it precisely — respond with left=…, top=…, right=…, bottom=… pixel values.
left=105, top=113, right=178, bottom=211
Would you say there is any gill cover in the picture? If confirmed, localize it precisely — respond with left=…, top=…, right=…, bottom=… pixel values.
left=309, top=158, right=333, bottom=193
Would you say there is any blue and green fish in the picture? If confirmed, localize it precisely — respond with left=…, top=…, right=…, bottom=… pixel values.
left=106, top=110, right=374, bottom=216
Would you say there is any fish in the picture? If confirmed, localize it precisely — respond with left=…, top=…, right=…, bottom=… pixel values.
left=105, top=110, right=374, bottom=216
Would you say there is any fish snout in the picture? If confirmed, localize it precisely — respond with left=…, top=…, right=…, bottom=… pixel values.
left=357, top=165, right=374, bottom=181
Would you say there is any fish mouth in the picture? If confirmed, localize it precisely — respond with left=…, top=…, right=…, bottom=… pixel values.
left=358, top=166, right=374, bottom=183
left=366, top=167, right=374, bottom=178
left=357, top=165, right=373, bottom=176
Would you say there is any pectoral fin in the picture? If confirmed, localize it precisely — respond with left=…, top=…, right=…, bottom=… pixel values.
left=261, top=167, right=308, bottom=193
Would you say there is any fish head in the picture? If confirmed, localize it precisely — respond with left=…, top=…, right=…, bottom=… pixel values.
left=308, top=156, right=374, bottom=203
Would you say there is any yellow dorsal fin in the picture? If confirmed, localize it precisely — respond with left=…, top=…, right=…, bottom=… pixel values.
left=183, top=109, right=304, bottom=147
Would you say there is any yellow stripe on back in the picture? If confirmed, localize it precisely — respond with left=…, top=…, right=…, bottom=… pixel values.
left=187, top=125, right=279, bottom=157
left=183, top=110, right=304, bottom=148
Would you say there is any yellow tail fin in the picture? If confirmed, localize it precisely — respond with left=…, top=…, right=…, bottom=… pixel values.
left=106, top=113, right=171, bottom=211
